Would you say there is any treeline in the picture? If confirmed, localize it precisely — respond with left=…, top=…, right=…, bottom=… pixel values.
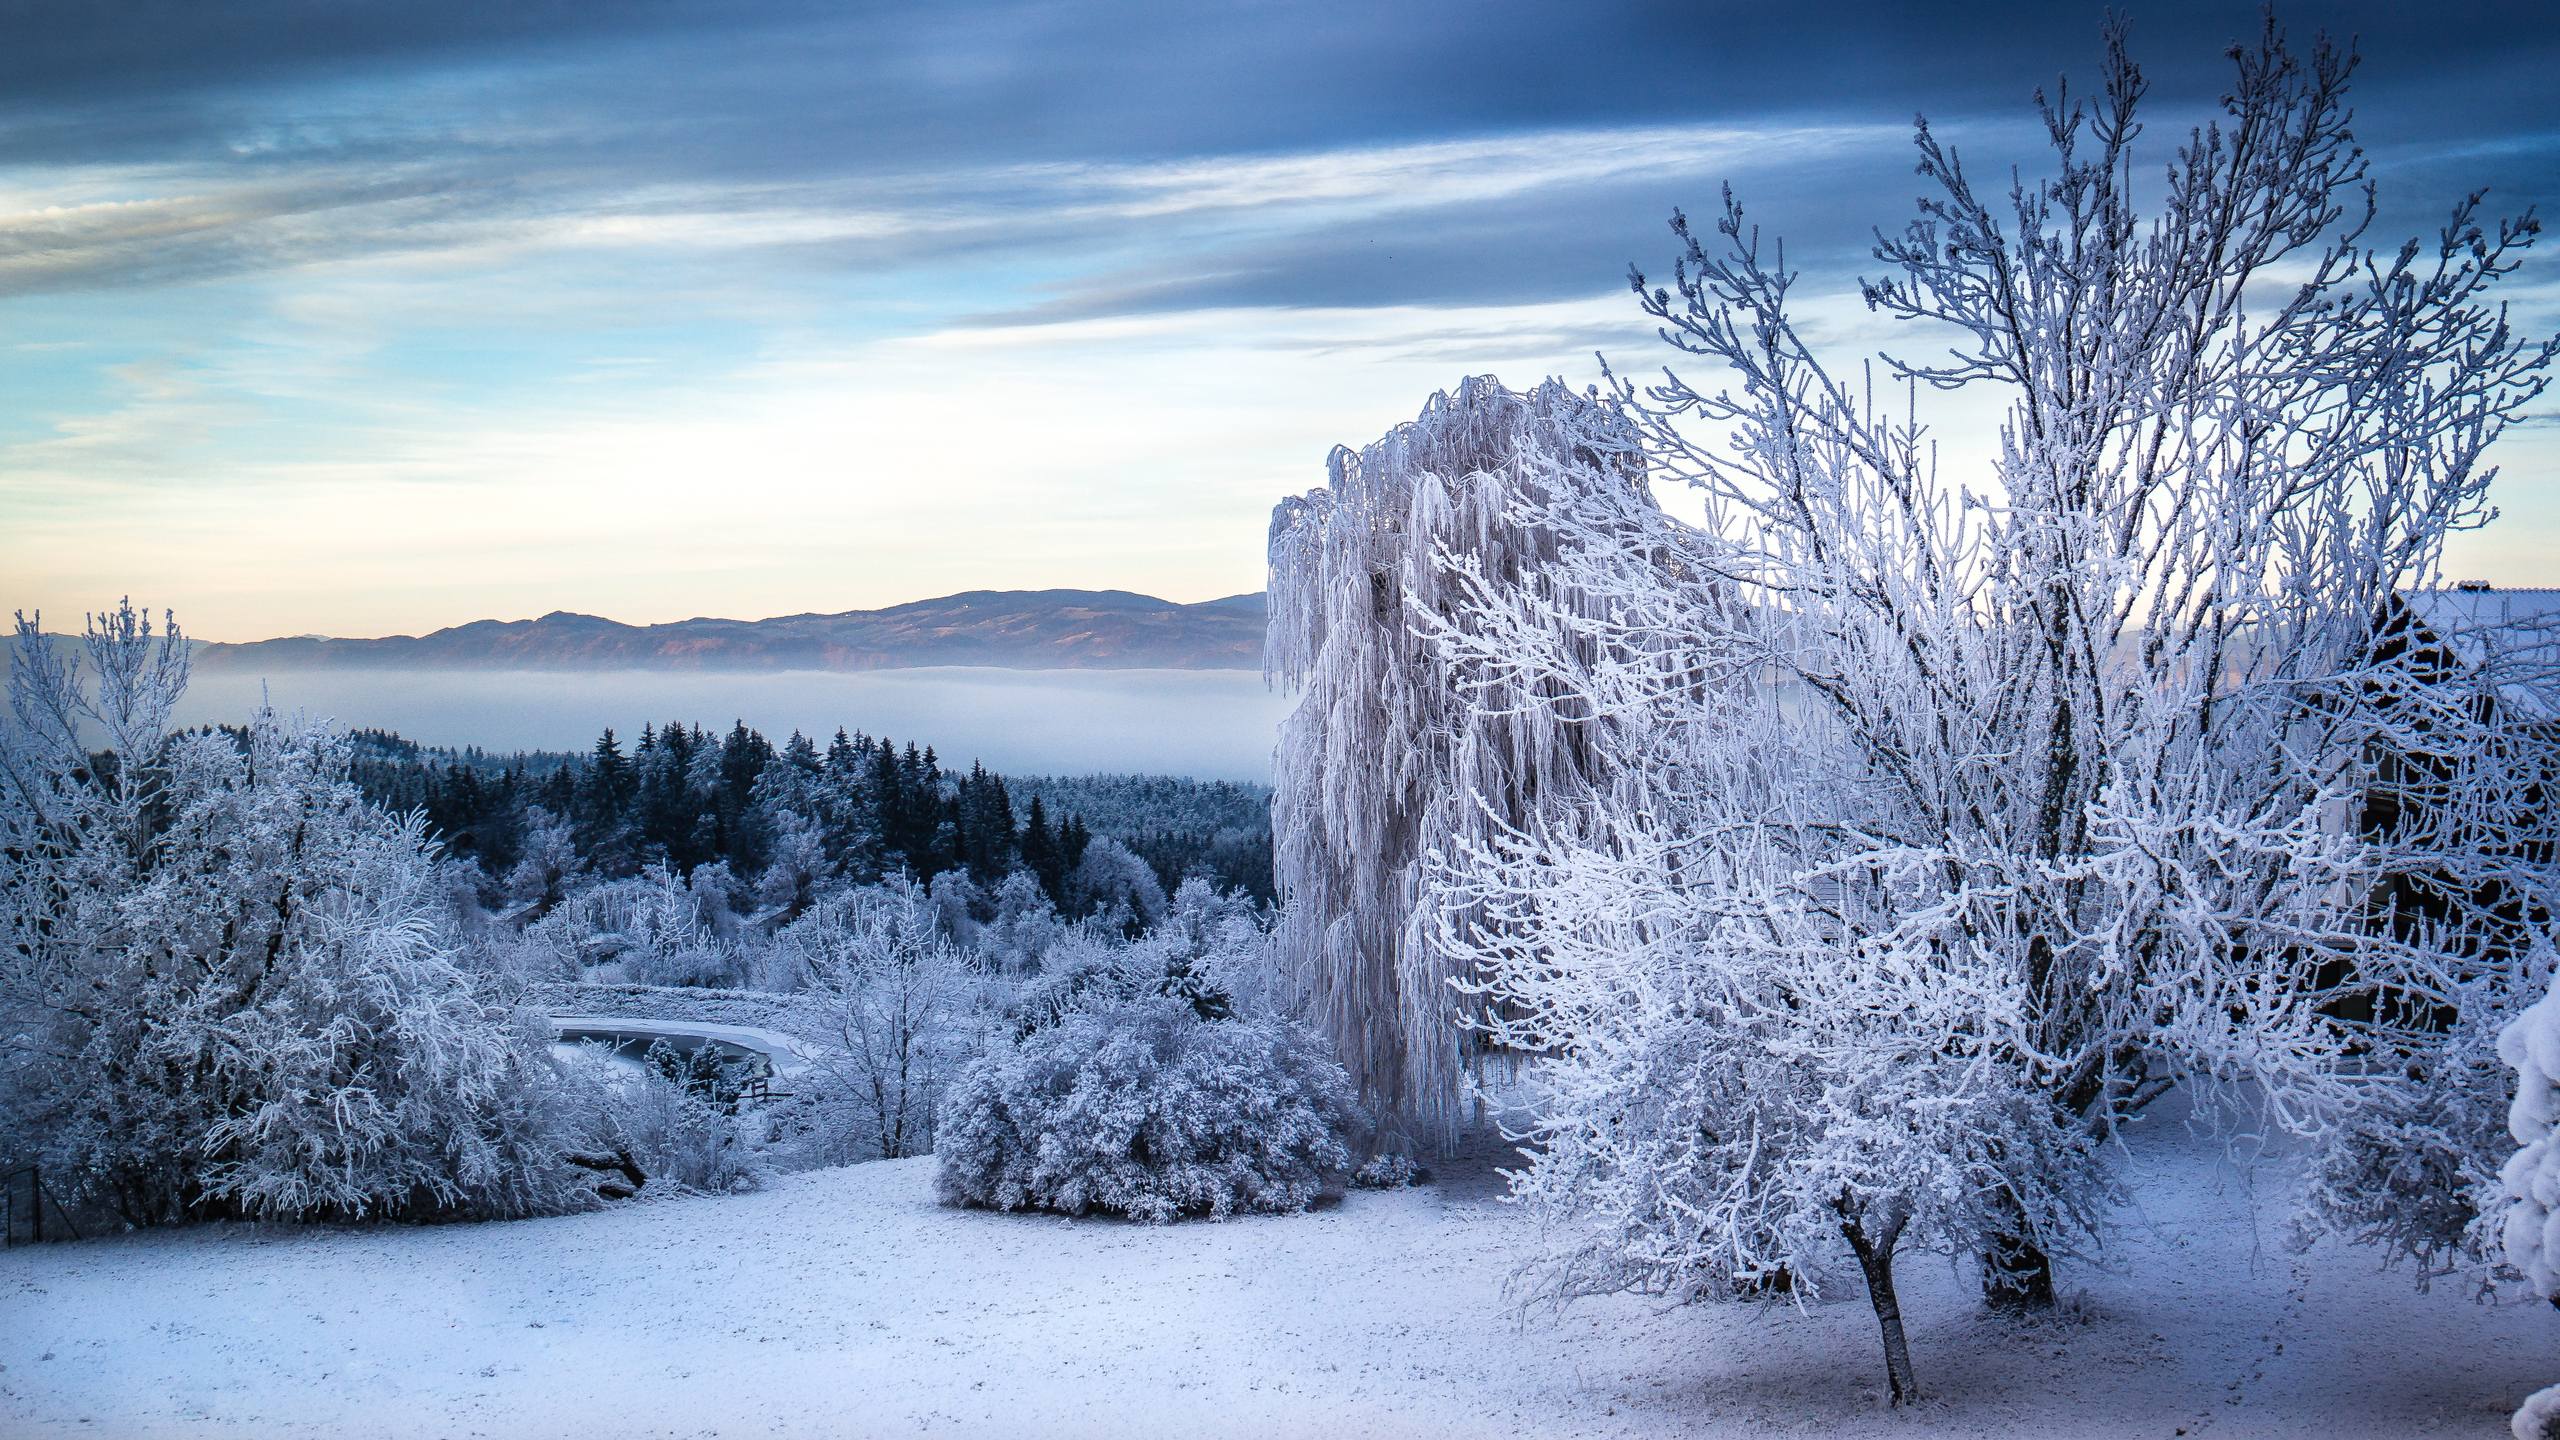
left=1010, top=773, right=1275, bottom=905
left=343, top=724, right=1273, bottom=914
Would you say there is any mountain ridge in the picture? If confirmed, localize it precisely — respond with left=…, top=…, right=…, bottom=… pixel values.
left=189, top=588, right=1269, bottom=673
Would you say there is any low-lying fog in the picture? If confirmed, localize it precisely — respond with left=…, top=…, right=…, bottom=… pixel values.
left=173, top=667, right=1289, bottom=780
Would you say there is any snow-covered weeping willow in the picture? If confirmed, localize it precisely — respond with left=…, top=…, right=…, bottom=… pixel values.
left=1265, top=376, right=1665, bottom=1151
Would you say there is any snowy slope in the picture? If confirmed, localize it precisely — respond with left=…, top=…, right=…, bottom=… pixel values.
left=3, top=1116, right=2552, bottom=1439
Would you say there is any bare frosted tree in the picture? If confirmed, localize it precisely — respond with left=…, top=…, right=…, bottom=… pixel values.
left=783, top=878, right=982, bottom=1161
left=1421, top=16, right=2553, bottom=1400
left=1265, top=375, right=1663, bottom=1151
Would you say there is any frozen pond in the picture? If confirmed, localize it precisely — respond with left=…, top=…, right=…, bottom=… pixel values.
left=172, top=666, right=1290, bottom=780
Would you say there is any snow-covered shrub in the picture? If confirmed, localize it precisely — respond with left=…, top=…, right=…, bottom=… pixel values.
left=1002, top=929, right=1158, bottom=1035
left=1001, top=925, right=1235, bottom=1039
left=928, top=867, right=990, bottom=948
left=738, top=920, right=817, bottom=993
left=624, top=936, right=744, bottom=990
left=1158, top=876, right=1268, bottom=1018
left=471, top=927, right=581, bottom=991
left=2501, top=960, right=2560, bottom=1437
left=2518, top=1390, right=2560, bottom=1440
left=503, top=807, right=583, bottom=913
left=2298, top=1003, right=2515, bottom=1283
left=0, top=603, right=580, bottom=1224
left=935, top=996, right=1361, bottom=1223
left=528, top=866, right=746, bottom=987
left=976, top=870, right=1066, bottom=972
left=683, top=861, right=747, bottom=940
left=755, top=808, right=831, bottom=918
left=2500, top=962, right=2560, bottom=1296
left=522, top=877, right=651, bottom=970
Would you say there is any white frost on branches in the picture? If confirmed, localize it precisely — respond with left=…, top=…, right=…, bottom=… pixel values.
left=0, top=601, right=574, bottom=1223
left=1414, top=19, right=2554, bottom=1402
left=1266, top=375, right=1662, bottom=1151
left=782, top=878, right=985, bottom=1161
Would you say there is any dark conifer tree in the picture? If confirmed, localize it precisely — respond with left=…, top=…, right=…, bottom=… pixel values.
left=578, top=727, right=639, bottom=873
left=540, top=765, right=576, bottom=817
left=1020, top=795, right=1065, bottom=906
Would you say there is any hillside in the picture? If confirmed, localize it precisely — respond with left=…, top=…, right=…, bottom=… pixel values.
left=5, top=1112, right=2547, bottom=1438
left=190, top=590, right=1267, bottom=673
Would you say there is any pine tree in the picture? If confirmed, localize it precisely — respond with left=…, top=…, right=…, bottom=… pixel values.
left=578, top=727, right=637, bottom=872
left=1019, top=795, right=1064, bottom=906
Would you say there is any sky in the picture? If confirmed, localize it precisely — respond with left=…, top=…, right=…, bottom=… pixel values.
left=1, top=1, right=2555, bottom=642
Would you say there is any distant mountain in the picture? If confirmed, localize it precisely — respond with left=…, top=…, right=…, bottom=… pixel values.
left=192, top=590, right=1268, bottom=673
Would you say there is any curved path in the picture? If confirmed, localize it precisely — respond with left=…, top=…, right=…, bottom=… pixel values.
left=546, top=1014, right=818, bottom=1081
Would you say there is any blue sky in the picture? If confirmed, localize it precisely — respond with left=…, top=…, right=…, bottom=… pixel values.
left=2, top=0, right=2554, bottom=640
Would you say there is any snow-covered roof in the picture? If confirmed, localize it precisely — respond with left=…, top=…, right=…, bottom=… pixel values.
left=2403, top=586, right=2560, bottom=721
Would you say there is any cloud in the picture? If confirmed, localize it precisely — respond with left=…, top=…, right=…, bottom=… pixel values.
left=0, top=115, right=1920, bottom=323
left=0, top=292, right=1650, bottom=637
left=1, top=0, right=2554, bottom=641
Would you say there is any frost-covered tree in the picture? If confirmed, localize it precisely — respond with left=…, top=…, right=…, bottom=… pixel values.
left=504, top=805, right=583, bottom=914
left=1267, top=375, right=1663, bottom=1150
left=617, top=863, right=736, bottom=987
left=977, top=868, right=1066, bottom=972
left=1068, top=833, right=1167, bottom=933
left=0, top=602, right=576, bottom=1223
left=1161, top=875, right=1272, bottom=1016
left=783, top=877, right=982, bottom=1160
left=1420, top=17, right=2553, bottom=1397
left=755, top=806, right=831, bottom=918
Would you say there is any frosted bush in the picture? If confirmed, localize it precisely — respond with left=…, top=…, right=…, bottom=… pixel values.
left=2517, top=1385, right=2560, bottom=1440
left=2297, top=1007, right=2512, bottom=1282
left=977, top=871, right=1066, bottom=972
left=0, top=603, right=581, bottom=1224
left=523, top=878, right=652, bottom=969
left=1068, top=835, right=1166, bottom=930
left=1003, top=930, right=1159, bottom=1035
left=935, top=997, right=1361, bottom=1223
left=1003, top=929, right=1232, bottom=1038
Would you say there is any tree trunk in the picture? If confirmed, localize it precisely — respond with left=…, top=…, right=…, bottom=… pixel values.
left=565, top=1149, right=648, bottom=1200
left=1840, top=1213, right=1920, bottom=1405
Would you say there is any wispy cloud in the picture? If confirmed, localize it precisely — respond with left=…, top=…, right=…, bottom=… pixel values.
left=0, top=120, right=1895, bottom=303
left=1, top=0, right=2553, bottom=639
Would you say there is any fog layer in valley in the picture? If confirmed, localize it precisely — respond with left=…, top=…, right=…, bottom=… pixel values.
left=171, top=667, right=1287, bottom=779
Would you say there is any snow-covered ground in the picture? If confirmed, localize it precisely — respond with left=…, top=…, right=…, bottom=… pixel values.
left=5, top=1113, right=2551, bottom=1439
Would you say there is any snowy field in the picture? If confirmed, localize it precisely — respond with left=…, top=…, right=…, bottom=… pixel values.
left=6, top=1110, right=2551, bottom=1439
